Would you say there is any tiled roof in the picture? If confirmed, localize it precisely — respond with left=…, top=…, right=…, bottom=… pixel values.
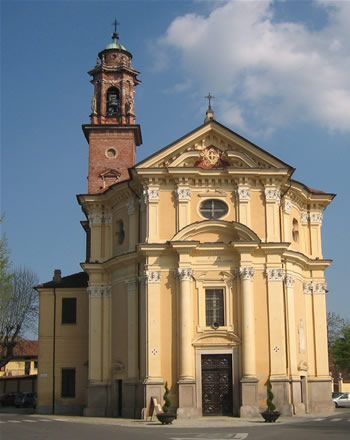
left=36, top=271, right=89, bottom=289
left=0, top=340, right=38, bottom=358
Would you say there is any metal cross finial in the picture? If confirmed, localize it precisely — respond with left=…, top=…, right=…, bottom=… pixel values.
left=205, top=92, right=215, bottom=110
left=112, top=19, right=120, bottom=34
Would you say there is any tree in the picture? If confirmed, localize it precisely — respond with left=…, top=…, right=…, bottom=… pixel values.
left=0, top=263, right=39, bottom=368
left=327, top=312, right=349, bottom=348
left=331, top=326, right=350, bottom=372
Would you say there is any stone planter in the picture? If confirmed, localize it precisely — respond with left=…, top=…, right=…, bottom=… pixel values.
left=156, top=412, right=176, bottom=424
left=261, top=410, right=281, bottom=423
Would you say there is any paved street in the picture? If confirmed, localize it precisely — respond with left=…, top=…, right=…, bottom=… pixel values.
left=0, top=408, right=349, bottom=440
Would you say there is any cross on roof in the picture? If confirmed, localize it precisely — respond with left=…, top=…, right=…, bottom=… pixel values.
left=205, top=92, right=215, bottom=110
left=112, top=19, right=120, bottom=34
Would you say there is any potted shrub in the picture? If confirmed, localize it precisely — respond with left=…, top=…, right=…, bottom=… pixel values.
left=156, top=382, right=176, bottom=425
left=261, top=380, right=281, bottom=423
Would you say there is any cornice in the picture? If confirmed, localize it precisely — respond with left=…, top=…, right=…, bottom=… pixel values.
left=283, top=250, right=332, bottom=270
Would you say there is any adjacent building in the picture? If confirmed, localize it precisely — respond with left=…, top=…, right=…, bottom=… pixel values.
left=37, top=29, right=335, bottom=418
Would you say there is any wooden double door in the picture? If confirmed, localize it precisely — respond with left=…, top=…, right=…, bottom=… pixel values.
left=201, top=354, right=233, bottom=416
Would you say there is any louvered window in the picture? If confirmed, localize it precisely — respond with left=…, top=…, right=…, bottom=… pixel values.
left=205, top=289, right=224, bottom=327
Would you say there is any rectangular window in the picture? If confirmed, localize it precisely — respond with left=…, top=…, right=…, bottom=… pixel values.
left=25, top=361, right=30, bottom=375
left=205, top=289, right=224, bottom=327
left=61, top=368, right=75, bottom=398
left=62, top=298, right=77, bottom=324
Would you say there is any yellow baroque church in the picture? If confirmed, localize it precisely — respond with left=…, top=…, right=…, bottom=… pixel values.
left=36, top=29, right=335, bottom=418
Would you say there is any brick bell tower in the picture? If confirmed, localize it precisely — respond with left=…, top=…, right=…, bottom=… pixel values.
left=83, top=21, right=142, bottom=194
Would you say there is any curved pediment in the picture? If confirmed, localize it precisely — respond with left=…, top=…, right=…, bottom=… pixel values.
left=192, top=331, right=241, bottom=346
left=171, top=220, right=261, bottom=243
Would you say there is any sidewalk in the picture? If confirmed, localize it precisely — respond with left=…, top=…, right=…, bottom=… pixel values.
left=28, top=408, right=349, bottom=428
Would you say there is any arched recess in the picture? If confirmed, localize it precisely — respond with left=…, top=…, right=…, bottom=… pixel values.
left=106, top=87, right=120, bottom=116
left=170, top=219, right=261, bottom=244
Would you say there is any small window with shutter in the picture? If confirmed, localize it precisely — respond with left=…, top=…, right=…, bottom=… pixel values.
left=205, top=289, right=225, bottom=327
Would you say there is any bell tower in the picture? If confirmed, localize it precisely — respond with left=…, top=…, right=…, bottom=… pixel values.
left=83, top=21, right=142, bottom=194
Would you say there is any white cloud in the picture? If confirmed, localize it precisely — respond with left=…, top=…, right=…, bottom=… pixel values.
left=155, top=0, right=350, bottom=134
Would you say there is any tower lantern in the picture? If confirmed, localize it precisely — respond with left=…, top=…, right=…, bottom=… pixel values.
left=83, top=22, right=142, bottom=194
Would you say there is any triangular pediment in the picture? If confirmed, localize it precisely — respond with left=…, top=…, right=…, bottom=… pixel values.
left=136, top=120, right=293, bottom=171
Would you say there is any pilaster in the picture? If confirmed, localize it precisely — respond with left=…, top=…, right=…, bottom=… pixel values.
left=235, top=185, right=251, bottom=227
left=143, top=187, right=160, bottom=243
left=88, top=212, right=103, bottom=262
left=143, top=270, right=162, bottom=383
left=126, top=278, right=139, bottom=379
left=175, top=187, right=192, bottom=231
left=127, top=199, right=137, bottom=252
left=285, top=275, right=305, bottom=415
left=283, top=199, right=291, bottom=242
left=264, top=187, right=281, bottom=242
left=265, top=267, right=287, bottom=379
left=309, top=210, right=323, bottom=258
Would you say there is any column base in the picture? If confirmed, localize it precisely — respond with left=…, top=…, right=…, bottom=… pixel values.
left=141, top=381, right=164, bottom=419
left=307, top=378, right=334, bottom=414
left=240, top=377, right=260, bottom=417
left=269, top=378, right=293, bottom=416
left=177, top=381, right=200, bottom=418
left=83, top=384, right=110, bottom=417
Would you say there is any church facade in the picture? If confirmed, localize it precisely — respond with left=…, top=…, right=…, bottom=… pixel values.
left=37, top=30, right=335, bottom=418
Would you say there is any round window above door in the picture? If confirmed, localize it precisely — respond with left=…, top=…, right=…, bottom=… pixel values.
left=199, top=199, right=228, bottom=219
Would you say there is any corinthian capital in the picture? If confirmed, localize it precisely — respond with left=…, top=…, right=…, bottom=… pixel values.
left=237, top=267, right=255, bottom=281
left=177, top=268, right=193, bottom=281
left=87, top=285, right=112, bottom=297
left=284, top=199, right=292, bottom=214
left=144, top=270, right=161, bottom=284
left=265, top=188, right=281, bottom=202
left=309, top=211, right=323, bottom=225
left=266, top=268, right=285, bottom=282
left=176, top=188, right=192, bottom=201
left=143, top=189, right=160, bottom=203
left=236, top=188, right=251, bottom=201
left=304, top=282, right=327, bottom=294
left=88, top=212, right=103, bottom=226
left=285, top=275, right=296, bottom=288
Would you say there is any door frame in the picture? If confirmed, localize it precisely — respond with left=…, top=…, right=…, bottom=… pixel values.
left=195, top=347, right=239, bottom=415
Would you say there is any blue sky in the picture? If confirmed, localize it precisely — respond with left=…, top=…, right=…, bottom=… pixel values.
left=1, top=0, right=349, bottom=320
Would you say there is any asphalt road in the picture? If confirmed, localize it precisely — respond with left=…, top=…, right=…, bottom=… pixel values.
left=0, top=408, right=349, bottom=440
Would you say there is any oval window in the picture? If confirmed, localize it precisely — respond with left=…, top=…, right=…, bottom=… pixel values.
left=199, top=199, right=228, bottom=219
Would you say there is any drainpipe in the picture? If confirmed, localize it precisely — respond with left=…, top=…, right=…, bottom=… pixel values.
left=279, top=184, right=291, bottom=373
left=52, top=269, right=61, bottom=415
left=52, top=287, right=56, bottom=414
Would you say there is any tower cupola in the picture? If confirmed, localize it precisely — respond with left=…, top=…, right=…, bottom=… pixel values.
left=88, top=20, right=141, bottom=126
left=83, top=21, right=142, bottom=194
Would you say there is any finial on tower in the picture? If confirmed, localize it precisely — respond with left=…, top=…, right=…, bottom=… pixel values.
left=204, top=92, right=216, bottom=123
left=112, top=18, right=120, bottom=42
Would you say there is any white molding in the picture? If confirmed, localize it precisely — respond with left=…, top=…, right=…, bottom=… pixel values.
left=176, top=188, right=192, bottom=201
left=87, top=285, right=112, bottom=297
left=303, top=282, right=327, bottom=294
left=266, top=268, right=284, bottom=282
left=144, top=270, right=161, bottom=284
left=177, top=268, right=193, bottom=281
left=143, top=189, right=160, bottom=203
left=285, top=275, right=296, bottom=288
left=125, top=278, right=138, bottom=292
left=284, top=200, right=292, bottom=214
left=237, top=267, right=255, bottom=281
left=265, top=189, right=281, bottom=202
left=236, top=188, right=251, bottom=201
left=309, top=211, right=323, bottom=225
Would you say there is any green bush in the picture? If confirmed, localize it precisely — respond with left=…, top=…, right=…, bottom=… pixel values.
left=266, top=380, right=276, bottom=412
left=162, top=382, right=171, bottom=413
